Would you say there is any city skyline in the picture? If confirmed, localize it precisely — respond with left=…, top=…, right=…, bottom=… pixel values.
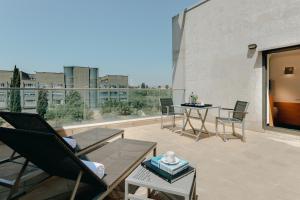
left=0, top=0, right=199, bottom=86
left=0, top=65, right=168, bottom=87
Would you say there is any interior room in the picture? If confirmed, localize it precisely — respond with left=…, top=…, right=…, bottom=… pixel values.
left=267, top=49, right=300, bottom=130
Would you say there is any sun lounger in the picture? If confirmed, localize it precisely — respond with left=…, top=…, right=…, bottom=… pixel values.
left=0, top=127, right=156, bottom=200
left=0, top=112, right=124, bottom=156
left=0, top=112, right=124, bottom=198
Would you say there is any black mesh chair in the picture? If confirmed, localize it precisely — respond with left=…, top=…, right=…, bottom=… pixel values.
left=159, top=98, right=183, bottom=130
left=215, top=101, right=249, bottom=142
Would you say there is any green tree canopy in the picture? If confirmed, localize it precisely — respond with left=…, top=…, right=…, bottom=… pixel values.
left=65, top=91, right=84, bottom=121
left=9, top=65, right=21, bottom=112
left=37, top=90, right=48, bottom=118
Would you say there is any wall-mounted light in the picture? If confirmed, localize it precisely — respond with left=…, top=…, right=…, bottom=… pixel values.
left=284, top=67, right=294, bottom=75
left=248, top=44, right=257, bottom=50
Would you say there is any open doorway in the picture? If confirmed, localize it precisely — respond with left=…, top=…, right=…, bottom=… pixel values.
left=265, top=48, right=300, bottom=131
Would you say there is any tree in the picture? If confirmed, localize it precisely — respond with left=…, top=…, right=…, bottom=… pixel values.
left=65, top=91, right=84, bottom=121
left=9, top=65, right=21, bottom=112
left=141, top=82, right=146, bottom=88
left=118, top=102, right=132, bottom=115
left=165, top=85, right=169, bottom=89
left=37, top=90, right=48, bottom=118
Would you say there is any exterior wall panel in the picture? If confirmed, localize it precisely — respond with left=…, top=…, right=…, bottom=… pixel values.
left=172, top=0, right=300, bottom=131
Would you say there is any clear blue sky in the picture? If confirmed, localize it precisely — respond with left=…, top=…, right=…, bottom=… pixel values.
left=0, top=0, right=199, bottom=86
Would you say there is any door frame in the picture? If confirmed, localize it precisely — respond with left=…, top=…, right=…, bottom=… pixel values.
left=262, top=44, right=300, bottom=134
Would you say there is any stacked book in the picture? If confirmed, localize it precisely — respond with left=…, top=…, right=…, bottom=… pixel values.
left=142, top=155, right=195, bottom=183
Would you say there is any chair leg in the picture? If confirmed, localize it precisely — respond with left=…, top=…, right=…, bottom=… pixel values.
left=173, top=115, right=176, bottom=128
left=242, top=122, right=246, bottom=142
left=215, top=118, right=218, bottom=136
left=6, top=159, right=29, bottom=200
left=223, top=124, right=226, bottom=142
left=161, top=115, right=163, bottom=129
left=70, top=171, right=83, bottom=200
left=232, top=123, right=236, bottom=136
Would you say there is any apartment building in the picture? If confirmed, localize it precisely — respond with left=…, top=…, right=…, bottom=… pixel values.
left=98, top=75, right=129, bottom=103
left=20, top=71, right=36, bottom=108
left=0, top=70, right=13, bottom=109
left=35, top=72, right=65, bottom=105
left=0, top=67, right=130, bottom=110
left=64, top=66, right=98, bottom=107
left=0, top=70, right=37, bottom=109
left=0, top=70, right=66, bottom=110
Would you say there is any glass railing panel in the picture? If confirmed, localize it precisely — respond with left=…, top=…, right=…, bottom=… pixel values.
left=0, top=88, right=184, bottom=128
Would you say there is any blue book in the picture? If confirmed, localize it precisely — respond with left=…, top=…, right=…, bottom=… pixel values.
left=142, top=160, right=195, bottom=183
left=160, top=159, right=189, bottom=175
left=150, top=155, right=163, bottom=168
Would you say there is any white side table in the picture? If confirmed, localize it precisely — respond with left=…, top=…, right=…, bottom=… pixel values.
left=125, top=165, right=196, bottom=200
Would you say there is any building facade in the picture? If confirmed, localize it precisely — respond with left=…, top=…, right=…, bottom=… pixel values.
left=172, top=0, right=300, bottom=132
left=36, top=72, right=65, bottom=105
left=98, top=75, right=129, bottom=103
left=64, top=66, right=99, bottom=107
left=0, top=67, right=130, bottom=110
left=0, top=70, right=65, bottom=110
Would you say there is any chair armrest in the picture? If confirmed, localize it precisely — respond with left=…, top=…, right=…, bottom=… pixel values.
left=228, top=111, right=248, bottom=114
left=228, top=111, right=248, bottom=118
left=219, top=107, right=234, bottom=117
left=220, top=107, right=234, bottom=111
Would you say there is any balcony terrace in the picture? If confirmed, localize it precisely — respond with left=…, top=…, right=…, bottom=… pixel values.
left=1, top=119, right=300, bottom=200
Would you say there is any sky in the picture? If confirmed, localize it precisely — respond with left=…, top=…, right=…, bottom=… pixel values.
left=0, top=0, right=199, bottom=86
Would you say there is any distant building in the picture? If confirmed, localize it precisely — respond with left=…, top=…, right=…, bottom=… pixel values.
left=98, top=75, right=128, bottom=103
left=20, top=71, right=37, bottom=108
left=0, top=70, right=13, bottom=109
left=0, top=70, right=37, bottom=109
left=98, top=75, right=128, bottom=88
left=0, top=70, right=67, bottom=109
left=36, top=72, right=65, bottom=105
left=64, top=66, right=98, bottom=107
left=0, top=67, right=130, bottom=110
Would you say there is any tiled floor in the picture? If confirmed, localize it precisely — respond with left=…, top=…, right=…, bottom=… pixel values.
left=0, top=121, right=300, bottom=200
left=123, top=122, right=300, bottom=200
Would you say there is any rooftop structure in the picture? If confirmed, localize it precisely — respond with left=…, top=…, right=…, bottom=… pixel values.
left=98, top=75, right=128, bottom=88
left=172, top=0, right=300, bottom=133
left=98, top=75, right=129, bottom=103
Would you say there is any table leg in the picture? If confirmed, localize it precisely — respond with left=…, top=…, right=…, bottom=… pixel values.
left=196, top=109, right=209, bottom=140
left=202, top=109, right=209, bottom=133
left=125, top=182, right=129, bottom=200
left=182, top=108, right=190, bottom=131
left=184, top=109, right=197, bottom=134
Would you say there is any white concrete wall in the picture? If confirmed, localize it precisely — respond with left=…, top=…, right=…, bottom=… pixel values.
left=172, top=0, right=300, bottom=131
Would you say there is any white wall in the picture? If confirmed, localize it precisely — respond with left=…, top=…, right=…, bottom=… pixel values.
left=269, top=50, right=300, bottom=103
left=172, top=0, right=300, bottom=131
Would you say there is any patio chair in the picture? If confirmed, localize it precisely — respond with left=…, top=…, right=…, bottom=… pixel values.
left=160, top=98, right=183, bottom=131
left=0, top=111, right=124, bottom=197
left=0, top=127, right=156, bottom=200
left=215, top=101, right=249, bottom=142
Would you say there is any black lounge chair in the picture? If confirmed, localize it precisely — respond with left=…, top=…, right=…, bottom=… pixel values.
left=0, top=111, right=124, bottom=156
left=0, top=127, right=156, bottom=200
left=0, top=112, right=124, bottom=198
